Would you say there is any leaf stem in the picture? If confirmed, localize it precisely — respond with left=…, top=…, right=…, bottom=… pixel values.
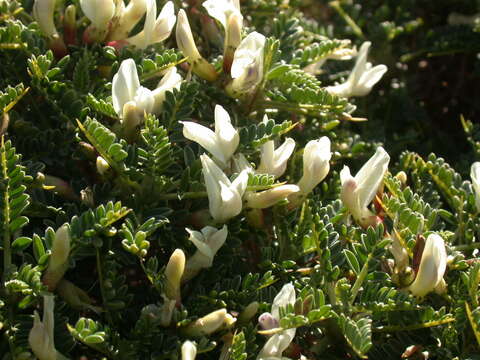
left=1, top=136, right=11, bottom=284
left=349, top=253, right=372, bottom=306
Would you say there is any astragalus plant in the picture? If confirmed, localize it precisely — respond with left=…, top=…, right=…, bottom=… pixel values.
left=0, top=0, right=480, bottom=359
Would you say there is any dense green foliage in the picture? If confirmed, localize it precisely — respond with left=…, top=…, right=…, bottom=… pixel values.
left=0, top=0, right=480, bottom=359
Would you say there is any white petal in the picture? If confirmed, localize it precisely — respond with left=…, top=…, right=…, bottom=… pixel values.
left=349, top=41, right=371, bottom=85
left=355, top=147, right=390, bottom=209
left=361, top=64, right=388, bottom=89
left=153, top=1, right=176, bottom=43
left=134, top=86, right=155, bottom=113
left=152, top=67, right=182, bottom=113
left=182, top=122, right=226, bottom=163
left=231, top=32, right=266, bottom=79
left=203, top=0, right=242, bottom=29
left=112, top=59, right=141, bottom=117
left=231, top=169, right=249, bottom=197
left=80, top=0, right=115, bottom=29
left=176, top=10, right=202, bottom=61
left=186, top=228, right=214, bottom=259
left=271, top=283, right=296, bottom=321
left=214, top=105, right=239, bottom=162
left=182, top=341, right=197, bottom=360
left=471, top=162, right=480, bottom=211
left=246, top=185, right=299, bottom=209
left=408, top=234, right=447, bottom=297
left=33, top=0, right=57, bottom=37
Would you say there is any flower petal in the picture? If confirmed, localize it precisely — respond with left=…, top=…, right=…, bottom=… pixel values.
left=112, top=59, right=141, bottom=117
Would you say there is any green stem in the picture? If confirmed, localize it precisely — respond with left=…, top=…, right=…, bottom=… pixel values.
left=349, top=253, right=372, bottom=306
left=157, top=191, right=207, bottom=200
left=372, top=316, right=455, bottom=332
left=451, top=243, right=480, bottom=252
left=329, top=1, right=365, bottom=39
left=96, top=248, right=112, bottom=325
left=1, top=136, right=11, bottom=284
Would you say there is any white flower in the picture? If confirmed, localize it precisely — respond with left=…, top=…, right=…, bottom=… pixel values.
left=33, top=0, right=58, bottom=37
left=340, top=147, right=390, bottom=227
left=112, top=59, right=155, bottom=118
left=304, top=45, right=357, bottom=75
left=471, top=162, right=480, bottom=211
left=203, top=0, right=241, bottom=29
left=245, top=185, right=300, bottom=209
left=200, top=154, right=249, bottom=223
left=257, top=283, right=296, bottom=360
left=326, top=42, right=387, bottom=98
left=151, top=67, right=183, bottom=113
left=297, top=137, right=331, bottom=195
left=184, top=225, right=228, bottom=280
left=80, top=0, right=115, bottom=33
left=126, top=0, right=176, bottom=49
left=182, top=105, right=239, bottom=165
left=29, top=296, right=65, bottom=360
left=408, top=234, right=447, bottom=297
left=257, top=138, right=296, bottom=178
left=182, top=341, right=197, bottom=360
left=108, top=0, right=147, bottom=41
left=203, top=0, right=242, bottom=54
left=229, top=32, right=266, bottom=95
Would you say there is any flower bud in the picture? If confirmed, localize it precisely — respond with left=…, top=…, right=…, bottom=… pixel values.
left=408, top=234, right=447, bottom=297
left=297, top=137, right=332, bottom=195
left=43, top=224, right=71, bottom=291
left=238, top=301, right=259, bottom=324
left=164, top=249, right=185, bottom=302
left=389, top=232, right=408, bottom=272
left=245, top=185, right=299, bottom=209
left=96, top=156, right=110, bottom=176
left=183, top=309, right=230, bottom=337
left=63, top=5, right=77, bottom=45
left=182, top=340, right=197, bottom=360
left=33, top=0, right=67, bottom=57
left=176, top=10, right=218, bottom=81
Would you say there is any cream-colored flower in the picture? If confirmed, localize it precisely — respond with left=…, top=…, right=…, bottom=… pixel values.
left=229, top=32, right=266, bottom=95
left=182, top=105, right=239, bottom=166
left=470, top=162, right=480, bottom=211
left=29, top=296, right=67, bottom=360
left=257, top=283, right=296, bottom=360
left=126, top=0, right=176, bottom=49
left=408, top=234, right=447, bottom=297
left=326, top=42, right=387, bottom=98
left=200, top=154, right=249, bottom=223
left=340, top=147, right=390, bottom=227
left=297, top=137, right=331, bottom=195
left=184, top=225, right=228, bottom=280
left=257, top=137, right=295, bottom=178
